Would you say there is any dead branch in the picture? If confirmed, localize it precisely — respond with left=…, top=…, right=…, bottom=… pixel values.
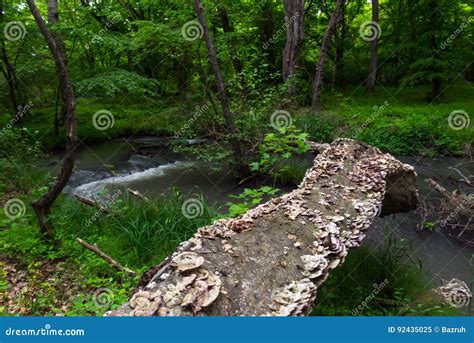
left=74, top=194, right=109, bottom=213
left=77, top=238, right=135, bottom=277
left=127, top=188, right=149, bottom=202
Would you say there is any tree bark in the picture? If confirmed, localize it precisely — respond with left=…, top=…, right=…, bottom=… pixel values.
left=46, top=0, right=59, bottom=22
left=0, top=41, right=19, bottom=112
left=194, top=0, right=244, bottom=173
left=46, top=0, right=69, bottom=130
left=110, top=139, right=419, bottom=316
left=333, top=2, right=346, bottom=88
left=282, top=0, right=305, bottom=98
left=366, top=0, right=379, bottom=93
left=311, top=0, right=345, bottom=112
left=27, top=0, right=78, bottom=239
left=0, top=1, right=23, bottom=114
left=218, top=6, right=249, bottom=106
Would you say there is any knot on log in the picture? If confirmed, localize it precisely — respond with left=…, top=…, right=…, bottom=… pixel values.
left=109, top=139, right=419, bottom=316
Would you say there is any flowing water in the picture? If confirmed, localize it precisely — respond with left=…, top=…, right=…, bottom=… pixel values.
left=41, top=137, right=474, bottom=289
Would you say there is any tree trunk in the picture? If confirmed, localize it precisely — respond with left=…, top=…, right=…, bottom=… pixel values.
left=282, top=0, right=304, bottom=98
left=366, top=0, right=379, bottom=93
left=46, top=0, right=67, bottom=131
left=194, top=0, right=244, bottom=173
left=260, top=0, right=276, bottom=68
left=0, top=41, right=19, bottom=112
left=26, top=0, right=78, bottom=239
left=0, top=1, right=22, bottom=114
left=110, top=139, right=418, bottom=316
left=218, top=6, right=249, bottom=106
left=311, top=0, right=345, bottom=112
left=46, top=0, right=59, bottom=22
left=333, top=2, right=346, bottom=88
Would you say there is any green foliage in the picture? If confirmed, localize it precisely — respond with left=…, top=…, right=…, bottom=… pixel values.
left=0, top=188, right=217, bottom=315
left=76, top=69, right=160, bottom=101
left=227, top=186, right=280, bottom=217
left=250, top=126, right=309, bottom=176
left=295, top=112, right=339, bottom=143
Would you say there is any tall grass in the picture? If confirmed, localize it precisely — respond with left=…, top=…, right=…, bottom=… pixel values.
left=312, top=232, right=463, bottom=316
left=51, top=189, right=218, bottom=269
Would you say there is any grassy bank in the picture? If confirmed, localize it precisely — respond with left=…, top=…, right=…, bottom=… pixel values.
left=2, top=84, right=472, bottom=156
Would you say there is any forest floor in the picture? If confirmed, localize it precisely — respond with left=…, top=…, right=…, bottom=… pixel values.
left=0, top=84, right=472, bottom=316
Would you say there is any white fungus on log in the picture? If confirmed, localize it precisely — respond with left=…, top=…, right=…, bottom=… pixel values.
left=109, top=139, right=419, bottom=316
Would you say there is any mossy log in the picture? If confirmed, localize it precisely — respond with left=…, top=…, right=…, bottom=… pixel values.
left=109, top=139, right=418, bottom=316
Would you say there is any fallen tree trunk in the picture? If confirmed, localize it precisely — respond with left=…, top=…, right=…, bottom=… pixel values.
left=109, top=139, right=418, bottom=316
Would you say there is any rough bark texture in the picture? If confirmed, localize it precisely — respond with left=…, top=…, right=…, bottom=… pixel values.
left=27, top=0, right=77, bottom=238
left=195, top=0, right=243, bottom=171
left=366, top=0, right=378, bottom=93
left=282, top=0, right=304, bottom=98
left=46, top=0, right=59, bottom=23
left=110, top=139, right=418, bottom=316
left=218, top=6, right=249, bottom=106
left=312, top=0, right=344, bottom=112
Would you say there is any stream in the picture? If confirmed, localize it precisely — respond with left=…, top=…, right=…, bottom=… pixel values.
left=41, top=137, right=474, bottom=290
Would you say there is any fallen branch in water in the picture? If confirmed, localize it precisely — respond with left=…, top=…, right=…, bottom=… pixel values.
left=425, top=178, right=473, bottom=245
left=77, top=238, right=136, bottom=277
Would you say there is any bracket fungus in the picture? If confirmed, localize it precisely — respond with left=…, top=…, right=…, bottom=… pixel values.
left=110, top=139, right=418, bottom=316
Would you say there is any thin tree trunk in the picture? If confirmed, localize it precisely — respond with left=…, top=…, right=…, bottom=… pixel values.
left=194, top=0, right=244, bottom=173
left=46, top=0, right=68, bottom=128
left=0, top=41, right=19, bottom=112
left=260, top=0, right=276, bottom=68
left=429, top=0, right=441, bottom=101
left=333, top=2, right=346, bottom=88
left=282, top=0, right=305, bottom=99
left=218, top=6, right=249, bottom=106
left=366, top=0, right=379, bottom=93
left=27, top=0, right=77, bottom=239
left=46, top=0, right=59, bottom=22
left=311, top=0, right=344, bottom=112
left=0, top=0, right=22, bottom=114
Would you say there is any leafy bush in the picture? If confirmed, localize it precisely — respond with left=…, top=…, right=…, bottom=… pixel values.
left=250, top=126, right=309, bottom=175
left=76, top=69, right=159, bottom=101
